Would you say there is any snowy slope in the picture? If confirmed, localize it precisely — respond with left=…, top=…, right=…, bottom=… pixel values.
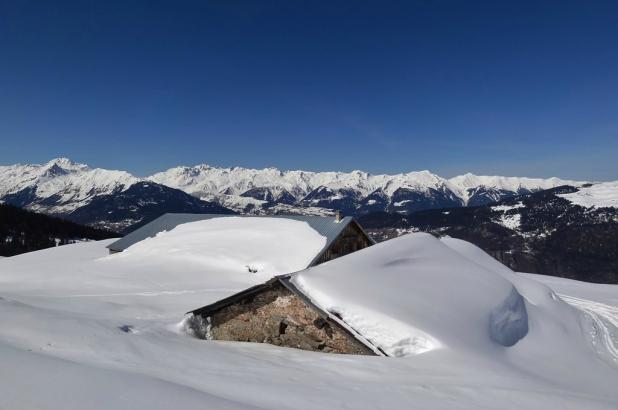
left=558, top=181, right=618, bottom=208
left=449, top=173, right=581, bottom=202
left=0, top=229, right=616, bottom=408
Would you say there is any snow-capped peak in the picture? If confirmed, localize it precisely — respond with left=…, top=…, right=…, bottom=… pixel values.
left=0, top=158, right=595, bottom=218
left=149, top=164, right=453, bottom=199
left=0, top=158, right=140, bottom=214
left=45, top=157, right=87, bottom=169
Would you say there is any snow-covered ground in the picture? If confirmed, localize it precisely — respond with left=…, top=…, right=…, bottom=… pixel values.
left=491, top=202, right=525, bottom=212
left=0, top=227, right=617, bottom=409
left=559, top=181, right=618, bottom=208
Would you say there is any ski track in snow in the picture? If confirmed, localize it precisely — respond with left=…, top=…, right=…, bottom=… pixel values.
left=560, top=294, right=618, bottom=364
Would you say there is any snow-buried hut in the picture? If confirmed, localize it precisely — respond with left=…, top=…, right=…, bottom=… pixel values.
left=106, top=213, right=374, bottom=265
left=188, top=233, right=530, bottom=357
left=187, top=274, right=385, bottom=356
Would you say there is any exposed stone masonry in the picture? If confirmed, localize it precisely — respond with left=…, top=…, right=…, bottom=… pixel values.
left=193, top=282, right=374, bottom=355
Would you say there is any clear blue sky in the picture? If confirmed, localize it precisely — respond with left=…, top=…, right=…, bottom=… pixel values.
left=1, top=1, right=617, bottom=180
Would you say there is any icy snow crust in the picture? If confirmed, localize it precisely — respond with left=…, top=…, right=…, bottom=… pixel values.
left=558, top=181, right=618, bottom=208
left=0, top=230, right=617, bottom=408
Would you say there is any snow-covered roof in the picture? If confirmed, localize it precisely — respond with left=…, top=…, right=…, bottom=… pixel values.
left=191, top=233, right=536, bottom=358
left=107, top=213, right=371, bottom=267
left=188, top=274, right=387, bottom=356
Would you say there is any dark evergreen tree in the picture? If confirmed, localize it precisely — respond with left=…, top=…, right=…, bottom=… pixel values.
left=0, top=204, right=117, bottom=256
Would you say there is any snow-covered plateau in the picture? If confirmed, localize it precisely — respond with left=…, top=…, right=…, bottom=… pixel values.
left=559, top=181, right=618, bottom=209
left=0, top=217, right=616, bottom=409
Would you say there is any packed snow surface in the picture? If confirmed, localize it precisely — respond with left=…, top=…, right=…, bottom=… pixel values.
left=0, top=232, right=617, bottom=408
left=559, top=181, right=618, bottom=208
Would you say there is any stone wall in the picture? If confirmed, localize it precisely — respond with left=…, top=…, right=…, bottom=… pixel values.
left=198, top=282, right=374, bottom=355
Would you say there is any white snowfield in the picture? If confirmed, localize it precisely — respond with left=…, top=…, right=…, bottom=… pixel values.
left=559, top=181, right=618, bottom=209
left=0, top=221, right=617, bottom=409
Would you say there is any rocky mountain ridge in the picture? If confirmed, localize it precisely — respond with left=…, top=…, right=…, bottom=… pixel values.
left=0, top=158, right=590, bottom=230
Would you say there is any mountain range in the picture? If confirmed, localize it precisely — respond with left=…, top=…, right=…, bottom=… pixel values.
left=2, top=158, right=617, bottom=283
left=0, top=158, right=587, bottom=231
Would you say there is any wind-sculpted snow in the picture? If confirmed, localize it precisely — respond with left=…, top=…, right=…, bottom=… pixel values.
left=0, top=229, right=617, bottom=408
left=291, top=233, right=532, bottom=356
left=489, top=287, right=528, bottom=346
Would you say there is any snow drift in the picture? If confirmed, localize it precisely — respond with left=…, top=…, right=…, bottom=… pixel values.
left=291, top=233, right=530, bottom=356
left=0, top=226, right=616, bottom=409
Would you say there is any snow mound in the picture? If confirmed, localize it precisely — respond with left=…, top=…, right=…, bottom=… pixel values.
left=558, top=181, right=618, bottom=208
left=291, top=233, right=529, bottom=357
